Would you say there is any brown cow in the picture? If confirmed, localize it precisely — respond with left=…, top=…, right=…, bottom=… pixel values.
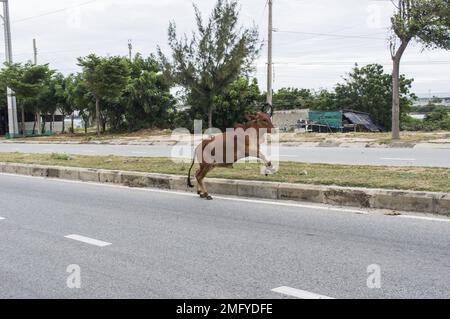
left=187, top=112, right=276, bottom=200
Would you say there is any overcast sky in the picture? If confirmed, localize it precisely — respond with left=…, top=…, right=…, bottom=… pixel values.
left=2, top=0, right=450, bottom=97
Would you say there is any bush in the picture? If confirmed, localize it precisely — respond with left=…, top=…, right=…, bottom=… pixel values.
left=425, top=106, right=450, bottom=123
left=402, top=108, right=450, bottom=132
left=50, top=153, right=71, bottom=161
left=401, top=114, right=425, bottom=131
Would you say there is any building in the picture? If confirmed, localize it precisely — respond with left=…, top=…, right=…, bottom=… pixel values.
left=0, top=110, right=64, bottom=137
left=414, top=97, right=450, bottom=107
left=273, top=109, right=310, bottom=132
left=273, top=108, right=383, bottom=133
left=307, top=110, right=383, bottom=133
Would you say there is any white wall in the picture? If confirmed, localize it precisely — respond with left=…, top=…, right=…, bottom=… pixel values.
left=23, top=121, right=63, bottom=133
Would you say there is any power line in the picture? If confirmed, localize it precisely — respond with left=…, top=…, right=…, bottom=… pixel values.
left=275, top=61, right=450, bottom=66
left=12, top=0, right=101, bottom=23
left=275, top=30, right=387, bottom=40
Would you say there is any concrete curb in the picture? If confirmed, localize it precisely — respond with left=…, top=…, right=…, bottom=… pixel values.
left=1, top=162, right=448, bottom=216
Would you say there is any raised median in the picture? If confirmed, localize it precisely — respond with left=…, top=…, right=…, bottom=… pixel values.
left=0, top=153, right=449, bottom=215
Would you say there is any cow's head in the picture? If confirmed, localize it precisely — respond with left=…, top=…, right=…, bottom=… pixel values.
left=245, top=112, right=275, bottom=133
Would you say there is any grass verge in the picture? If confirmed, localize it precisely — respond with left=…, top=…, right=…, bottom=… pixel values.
left=0, top=152, right=449, bottom=193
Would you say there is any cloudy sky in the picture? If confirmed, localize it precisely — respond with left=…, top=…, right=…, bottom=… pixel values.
left=2, top=0, right=450, bottom=97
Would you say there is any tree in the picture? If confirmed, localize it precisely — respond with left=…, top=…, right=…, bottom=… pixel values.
left=272, top=88, right=314, bottom=110
left=52, top=73, right=73, bottom=134
left=110, top=54, right=176, bottom=132
left=212, top=77, right=261, bottom=131
left=78, top=54, right=130, bottom=135
left=65, top=73, right=94, bottom=134
left=309, top=90, right=337, bottom=111
left=425, top=106, right=450, bottom=122
left=334, top=64, right=415, bottom=130
left=35, top=74, right=61, bottom=133
left=0, top=62, right=53, bottom=135
left=390, top=0, right=450, bottom=139
left=160, top=0, right=259, bottom=128
left=63, top=74, right=78, bottom=133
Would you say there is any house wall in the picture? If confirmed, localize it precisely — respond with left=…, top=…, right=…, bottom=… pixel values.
left=23, top=121, right=63, bottom=133
left=273, top=109, right=310, bottom=132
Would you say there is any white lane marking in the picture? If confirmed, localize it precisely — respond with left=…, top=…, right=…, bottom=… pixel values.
left=398, top=215, right=450, bottom=223
left=65, top=234, right=111, bottom=247
left=0, top=217, right=5, bottom=220
left=272, top=286, right=334, bottom=299
left=380, top=158, right=416, bottom=161
left=213, top=195, right=369, bottom=214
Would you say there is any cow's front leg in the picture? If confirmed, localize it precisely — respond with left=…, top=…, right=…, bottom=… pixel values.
left=257, top=151, right=275, bottom=176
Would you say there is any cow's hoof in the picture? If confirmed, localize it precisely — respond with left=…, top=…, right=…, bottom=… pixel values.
left=206, top=195, right=213, bottom=200
left=199, top=193, right=207, bottom=198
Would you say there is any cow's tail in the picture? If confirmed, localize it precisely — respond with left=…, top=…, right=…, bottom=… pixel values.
left=187, top=149, right=196, bottom=188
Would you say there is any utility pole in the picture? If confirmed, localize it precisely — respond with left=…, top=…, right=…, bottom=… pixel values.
left=266, top=0, right=273, bottom=110
left=33, top=38, right=41, bottom=134
left=128, top=39, right=133, bottom=60
left=33, top=38, right=37, bottom=65
left=1, top=0, right=19, bottom=136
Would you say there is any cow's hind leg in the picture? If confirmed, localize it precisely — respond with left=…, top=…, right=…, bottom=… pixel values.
left=196, top=164, right=214, bottom=200
left=194, top=168, right=203, bottom=195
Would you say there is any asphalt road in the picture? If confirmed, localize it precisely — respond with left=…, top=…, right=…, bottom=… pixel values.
left=1, top=143, right=450, bottom=167
left=0, top=173, right=449, bottom=299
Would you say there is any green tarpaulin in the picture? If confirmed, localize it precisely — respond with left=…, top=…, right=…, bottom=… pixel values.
left=308, top=111, right=343, bottom=129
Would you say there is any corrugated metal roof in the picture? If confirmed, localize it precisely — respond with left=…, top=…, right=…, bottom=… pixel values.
left=343, top=111, right=382, bottom=132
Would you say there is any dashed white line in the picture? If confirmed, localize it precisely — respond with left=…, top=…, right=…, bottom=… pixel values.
left=272, top=286, right=334, bottom=299
left=0, top=217, right=5, bottom=220
left=65, top=234, right=112, bottom=247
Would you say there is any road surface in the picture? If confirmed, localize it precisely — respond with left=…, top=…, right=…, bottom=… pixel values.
left=0, top=173, right=449, bottom=299
left=1, top=143, right=450, bottom=167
